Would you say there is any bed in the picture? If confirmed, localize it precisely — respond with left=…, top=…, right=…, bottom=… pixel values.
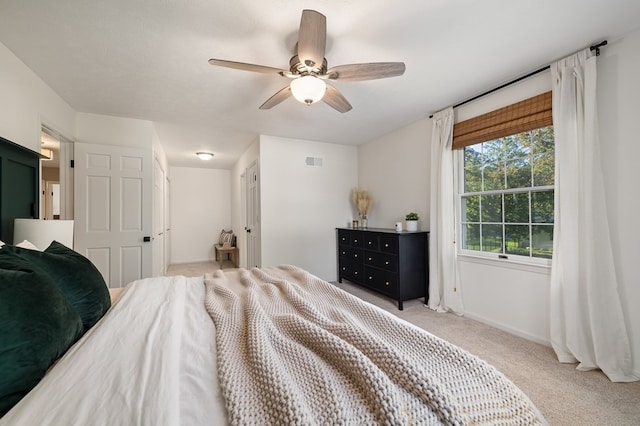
left=0, top=242, right=547, bottom=425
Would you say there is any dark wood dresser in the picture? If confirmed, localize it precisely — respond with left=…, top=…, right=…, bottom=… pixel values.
left=336, top=227, right=428, bottom=310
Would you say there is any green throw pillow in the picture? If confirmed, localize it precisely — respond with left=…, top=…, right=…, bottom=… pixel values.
left=3, top=241, right=111, bottom=332
left=0, top=249, right=84, bottom=417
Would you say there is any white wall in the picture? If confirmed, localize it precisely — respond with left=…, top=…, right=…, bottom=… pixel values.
left=0, top=41, right=75, bottom=152
left=76, top=112, right=153, bottom=148
left=358, top=118, right=431, bottom=229
left=357, top=29, right=640, bottom=374
left=170, top=166, right=231, bottom=264
left=259, top=135, right=358, bottom=280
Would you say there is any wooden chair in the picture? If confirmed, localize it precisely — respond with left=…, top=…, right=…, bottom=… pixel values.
left=214, top=231, right=238, bottom=269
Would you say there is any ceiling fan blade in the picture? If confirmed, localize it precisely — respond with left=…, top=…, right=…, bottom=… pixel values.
left=322, top=84, right=352, bottom=113
left=326, top=62, right=406, bottom=81
left=259, top=86, right=292, bottom=110
left=208, top=59, right=287, bottom=76
left=297, top=10, right=326, bottom=71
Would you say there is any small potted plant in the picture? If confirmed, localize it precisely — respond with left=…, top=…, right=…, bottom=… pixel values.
left=405, top=212, right=419, bottom=231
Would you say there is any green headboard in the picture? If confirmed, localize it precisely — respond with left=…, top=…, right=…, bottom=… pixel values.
left=0, top=136, right=40, bottom=243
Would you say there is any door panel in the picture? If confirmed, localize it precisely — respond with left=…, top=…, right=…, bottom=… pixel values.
left=74, top=142, right=152, bottom=288
left=152, top=157, right=165, bottom=276
left=246, top=160, right=260, bottom=268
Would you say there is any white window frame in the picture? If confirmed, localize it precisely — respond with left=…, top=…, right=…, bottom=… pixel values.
left=455, top=135, right=553, bottom=269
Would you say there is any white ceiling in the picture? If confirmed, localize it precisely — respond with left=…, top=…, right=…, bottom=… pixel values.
left=1, top=0, right=639, bottom=169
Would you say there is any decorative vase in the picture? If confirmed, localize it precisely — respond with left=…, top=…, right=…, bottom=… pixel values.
left=360, top=215, right=368, bottom=228
left=405, top=220, right=418, bottom=232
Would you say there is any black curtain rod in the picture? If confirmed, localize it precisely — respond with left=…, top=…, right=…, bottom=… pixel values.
left=429, top=40, right=608, bottom=118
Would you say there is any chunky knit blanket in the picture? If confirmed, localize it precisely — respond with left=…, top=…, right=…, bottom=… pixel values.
left=204, top=265, right=544, bottom=425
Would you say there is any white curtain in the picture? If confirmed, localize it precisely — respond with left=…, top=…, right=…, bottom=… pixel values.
left=550, top=49, right=637, bottom=382
left=428, top=108, right=464, bottom=314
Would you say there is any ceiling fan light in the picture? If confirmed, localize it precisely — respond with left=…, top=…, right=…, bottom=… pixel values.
left=290, top=75, right=326, bottom=105
left=196, top=152, right=214, bottom=161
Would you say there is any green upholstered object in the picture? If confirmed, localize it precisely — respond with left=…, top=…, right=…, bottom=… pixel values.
left=0, top=249, right=84, bottom=417
left=3, top=241, right=111, bottom=332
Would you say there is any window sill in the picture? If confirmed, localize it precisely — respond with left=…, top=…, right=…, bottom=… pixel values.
left=457, top=252, right=551, bottom=275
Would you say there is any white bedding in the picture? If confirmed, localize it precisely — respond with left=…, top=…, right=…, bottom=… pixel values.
left=2, top=269, right=545, bottom=425
left=0, top=275, right=227, bottom=426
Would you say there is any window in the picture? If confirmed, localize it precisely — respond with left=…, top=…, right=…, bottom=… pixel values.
left=454, top=92, right=554, bottom=262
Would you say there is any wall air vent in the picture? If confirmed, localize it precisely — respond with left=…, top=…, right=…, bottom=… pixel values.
left=305, top=157, right=323, bottom=167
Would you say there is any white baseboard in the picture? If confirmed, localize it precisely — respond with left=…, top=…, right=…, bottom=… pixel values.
left=463, top=312, right=551, bottom=347
left=169, top=258, right=215, bottom=265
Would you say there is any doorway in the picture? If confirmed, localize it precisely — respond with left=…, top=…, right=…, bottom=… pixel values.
left=40, top=126, right=73, bottom=220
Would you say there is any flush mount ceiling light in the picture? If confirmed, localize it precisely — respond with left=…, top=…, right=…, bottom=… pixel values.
left=290, top=75, right=326, bottom=105
left=196, top=152, right=214, bottom=161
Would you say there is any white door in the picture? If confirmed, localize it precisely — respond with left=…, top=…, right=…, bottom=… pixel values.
left=165, top=176, right=171, bottom=269
left=74, top=142, right=152, bottom=287
left=152, top=157, right=165, bottom=276
left=246, top=160, right=260, bottom=268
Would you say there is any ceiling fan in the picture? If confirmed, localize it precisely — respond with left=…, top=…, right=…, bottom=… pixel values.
left=208, top=9, right=406, bottom=113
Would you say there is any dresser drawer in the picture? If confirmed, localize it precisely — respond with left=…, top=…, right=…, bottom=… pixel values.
left=339, top=260, right=363, bottom=282
left=363, top=234, right=379, bottom=251
left=337, top=229, right=350, bottom=246
left=350, top=233, right=364, bottom=247
left=364, top=267, right=398, bottom=297
left=379, top=235, right=399, bottom=254
left=363, top=251, right=397, bottom=272
left=338, top=246, right=362, bottom=262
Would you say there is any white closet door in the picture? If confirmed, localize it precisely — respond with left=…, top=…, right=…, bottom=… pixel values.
left=74, top=142, right=152, bottom=287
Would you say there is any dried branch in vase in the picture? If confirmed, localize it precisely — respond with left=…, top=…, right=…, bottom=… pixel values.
left=352, top=188, right=372, bottom=218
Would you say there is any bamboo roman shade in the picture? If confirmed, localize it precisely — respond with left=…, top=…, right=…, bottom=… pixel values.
left=452, top=91, right=552, bottom=149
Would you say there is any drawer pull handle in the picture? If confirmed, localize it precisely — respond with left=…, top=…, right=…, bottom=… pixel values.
left=385, top=261, right=389, bottom=265
left=354, top=239, right=358, bottom=243
left=368, top=241, right=372, bottom=245
left=342, top=251, right=346, bottom=255
left=354, top=271, right=358, bottom=275
left=368, top=276, right=373, bottom=280
left=385, top=243, right=389, bottom=247
left=354, top=254, right=358, bottom=258
left=342, top=267, right=346, bottom=271
left=385, top=281, right=390, bottom=286
left=368, top=257, right=372, bottom=261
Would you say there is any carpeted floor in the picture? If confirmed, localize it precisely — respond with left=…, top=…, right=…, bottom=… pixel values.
left=166, top=262, right=640, bottom=425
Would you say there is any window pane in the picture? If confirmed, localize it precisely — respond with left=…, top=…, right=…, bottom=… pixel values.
left=504, top=133, right=531, bottom=160
left=462, top=195, right=480, bottom=222
left=506, top=157, right=531, bottom=189
left=532, top=225, right=553, bottom=258
left=532, top=126, right=554, bottom=155
left=465, top=144, right=482, bottom=166
left=482, top=139, right=504, bottom=164
left=504, top=192, right=529, bottom=223
left=483, top=162, right=505, bottom=191
left=464, top=165, right=482, bottom=192
left=462, top=224, right=480, bottom=251
left=481, top=224, right=503, bottom=253
left=505, top=224, right=530, bottom=256
left=533, top=152, right=554, bottom=187
left=532, top=190, right=554, bottom=223
left=481, top=194, right=502, bottom=222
